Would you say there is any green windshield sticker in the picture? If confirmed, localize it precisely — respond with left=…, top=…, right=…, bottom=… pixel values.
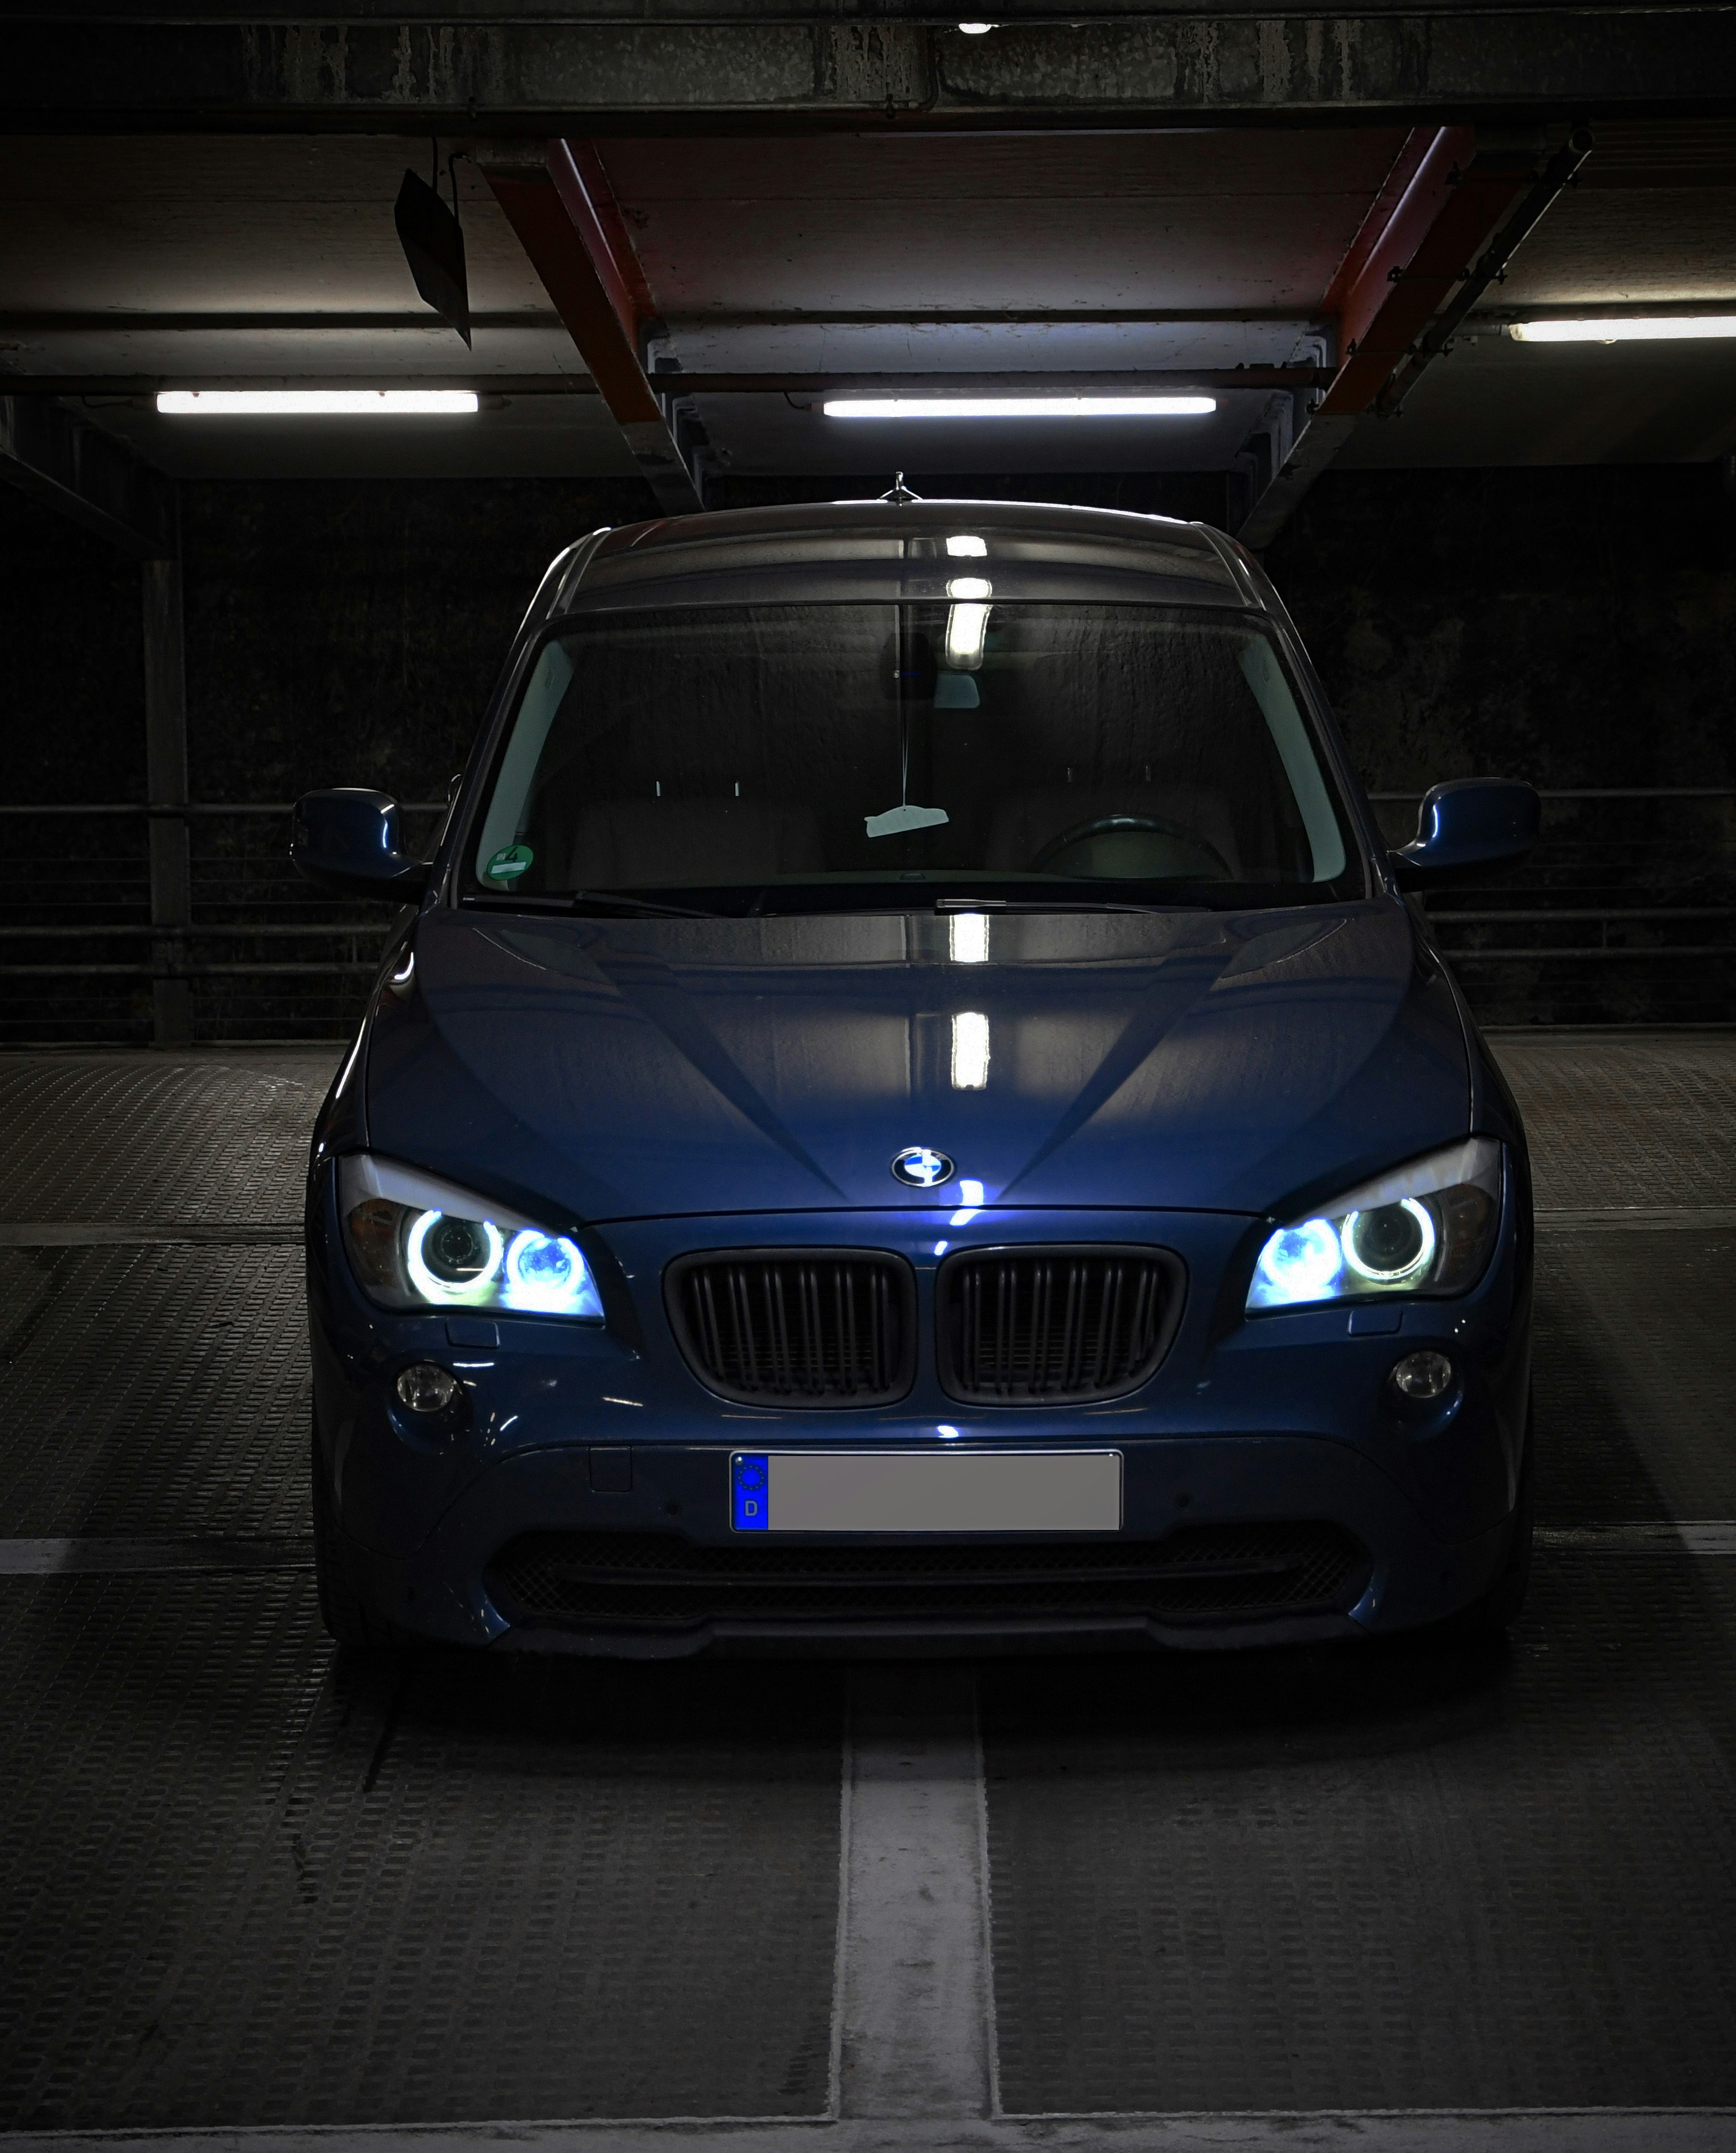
left=487, top=843, right=534, bottom=883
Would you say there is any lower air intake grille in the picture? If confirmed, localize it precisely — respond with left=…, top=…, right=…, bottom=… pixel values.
left=665, top=1249, right=916, bottom=1407
left=488, top=1522, right=1368, bottom=1633
left=937, top=1245, right=1182, bottom=1404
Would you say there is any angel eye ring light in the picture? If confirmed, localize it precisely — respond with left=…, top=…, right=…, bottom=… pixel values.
left=405, top=1210, right=505, bottom=1304
left=1339, top=1199, right=1436, bottom=1284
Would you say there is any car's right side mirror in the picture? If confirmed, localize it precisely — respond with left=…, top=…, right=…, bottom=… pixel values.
left=1390, top=778, right=1540, bottom=890
left=292, top=788, right=431, bottom=902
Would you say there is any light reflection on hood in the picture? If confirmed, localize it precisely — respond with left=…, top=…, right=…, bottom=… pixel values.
left=364, top=904, right=1468, bottom=1225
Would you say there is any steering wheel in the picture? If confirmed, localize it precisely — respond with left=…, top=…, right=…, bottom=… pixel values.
left=1029, top=813, right=1233, bottom=880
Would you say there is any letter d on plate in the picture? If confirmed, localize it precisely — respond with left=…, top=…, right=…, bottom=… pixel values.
left=731, top=1452, right=769, bottom=1532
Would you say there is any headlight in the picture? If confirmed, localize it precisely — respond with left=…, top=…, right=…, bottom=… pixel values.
left=337, top=1155, right=604, bottom=1321
left=1247, top=1138, right=1502, bottom=1313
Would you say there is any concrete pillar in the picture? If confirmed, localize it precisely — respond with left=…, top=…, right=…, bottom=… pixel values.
left=142, top=507, right=192, bottom=1049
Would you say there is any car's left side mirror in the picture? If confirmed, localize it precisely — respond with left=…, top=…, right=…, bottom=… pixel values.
left=1390, top=778, right=1540, bottom=890
left=292, top=789, right=430, bottom=901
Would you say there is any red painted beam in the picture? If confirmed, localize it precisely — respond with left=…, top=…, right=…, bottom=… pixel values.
left=1240, top=126, right=1539, bottom=545
left=1318, top=126, right=1438, bottom=338
left=482, top=142, right=700, bottom=511
left=557, top=141, right=660, bottom=346
left=484, top=150, right=659, bottom=426
left=1318, top=125, right=1534, bottom=417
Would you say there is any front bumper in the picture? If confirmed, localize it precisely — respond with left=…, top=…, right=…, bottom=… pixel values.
left=318, top=1435, right=1517, bottom=1658
left=308, top=1189, right=1531, bottom=1656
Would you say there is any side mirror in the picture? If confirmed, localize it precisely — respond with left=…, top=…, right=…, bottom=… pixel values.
left=292, top=789, right=430, bottom=901
left=1391, top=778, right=1539, bottom=890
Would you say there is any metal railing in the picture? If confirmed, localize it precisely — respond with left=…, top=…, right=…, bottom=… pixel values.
left=1368, top=788, right=1735, bottom=1019
left=0, top=803, right=442, bottom=996
left=0, top=801, right=450, bottom=1042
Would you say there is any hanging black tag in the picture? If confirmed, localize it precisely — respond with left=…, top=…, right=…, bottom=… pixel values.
left=394, top=169, right=472, bottom=347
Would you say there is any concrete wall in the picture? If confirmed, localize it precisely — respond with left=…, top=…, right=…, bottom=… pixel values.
left=1269, top=463, right=1736, bottom=798
left=189, top=476, right=659, bottom=807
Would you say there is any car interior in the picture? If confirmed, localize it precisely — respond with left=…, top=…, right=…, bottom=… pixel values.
left=499, top=605, right=1327, bottom=892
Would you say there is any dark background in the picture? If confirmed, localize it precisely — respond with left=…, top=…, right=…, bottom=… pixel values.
left=4, top=462, right=1733, bottom=1039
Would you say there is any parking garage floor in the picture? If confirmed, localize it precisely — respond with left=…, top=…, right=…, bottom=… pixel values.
left=3, top=1034, right=1736, bottom=2153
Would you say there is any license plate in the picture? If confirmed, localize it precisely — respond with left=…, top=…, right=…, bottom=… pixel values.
left=729, top=1449, right=1122, bottom=1534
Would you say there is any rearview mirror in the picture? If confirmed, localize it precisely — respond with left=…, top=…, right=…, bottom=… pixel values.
left=292, top=789, right=430, bottom=901
left=1390, top=779, right=1539, bottom=890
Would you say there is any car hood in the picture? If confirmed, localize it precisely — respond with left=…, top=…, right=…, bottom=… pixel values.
left=364, top=903, right=1470, bottom=1224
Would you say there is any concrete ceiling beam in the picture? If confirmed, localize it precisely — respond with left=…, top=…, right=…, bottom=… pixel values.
left=0, top=368, right=1333, bottom=397
left=4, top=15, right=1735, bottom=129
left=0, top=309, right=1333, bottom=333
left=630, top=367, right=1337, bottom=394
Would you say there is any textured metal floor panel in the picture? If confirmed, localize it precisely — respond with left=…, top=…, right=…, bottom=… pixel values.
left=1534, top=1230, right=1736, bottom=1526
left=984, top=1031, right=1736, bottom=2118
left=0, top=1053, right=338, bottom=1226
left=0, top=1573, right=840, bottom=2130
left=1492, top=1032, right=1736, bottom=1211
left=0, top=1245, right=309, bottom=1537
left=4, top=1038, right=1736, bottom=2133
left=983, top=1543, right=1736, bottom=2115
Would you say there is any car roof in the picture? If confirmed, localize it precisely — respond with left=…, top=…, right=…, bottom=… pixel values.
left=532, top=497, right=1263, bottom=620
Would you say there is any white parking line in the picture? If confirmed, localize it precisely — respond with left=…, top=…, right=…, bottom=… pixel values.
left=1534, top=1207, right=1736, bottom=1230
left=5, top=1638, right=1734, bottom=2151
left=0, top=1222, right=301, bottom=1245
left=830, top=1664, right=996, bottom=2120
left=0, top=1536, right=312, bottom=1575
left=1536, top=1523, right=1736, bottom=1554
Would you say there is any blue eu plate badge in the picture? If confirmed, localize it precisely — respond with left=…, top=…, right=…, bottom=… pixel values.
left=731, top=1453, right=769, bottom=1531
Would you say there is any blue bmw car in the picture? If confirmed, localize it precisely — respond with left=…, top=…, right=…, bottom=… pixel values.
left=294, top=495, right=1538, bottom=1658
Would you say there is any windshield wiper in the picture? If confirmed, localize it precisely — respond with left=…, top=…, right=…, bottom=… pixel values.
left=934, top=896, right=1213, bottom=915
left=563, top=888, right=720, bottom=918
left=465, top=889, right=718, bottom=920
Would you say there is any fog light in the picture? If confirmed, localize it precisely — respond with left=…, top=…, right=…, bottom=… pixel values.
left=1391, top=1350, right=1454, bottom=1401
left=396, top=1362, right=458, bottom=1413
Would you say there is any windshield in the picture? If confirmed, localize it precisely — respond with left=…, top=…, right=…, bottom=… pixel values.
left=467, top=602, right=1360, bottom=912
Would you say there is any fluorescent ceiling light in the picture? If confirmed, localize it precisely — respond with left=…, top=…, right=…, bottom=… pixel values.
left=157, top=389, right=480, bottom=416
left=1509, top=316, right=1736, bottom=344
left=946, top=534, right=988, bottom=557
left=957, top=20, right=996, bottom=30
left=823, top=395, right=1216, bottom=420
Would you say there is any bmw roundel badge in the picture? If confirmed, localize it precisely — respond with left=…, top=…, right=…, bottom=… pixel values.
left=891, top=1146, right=955, bottom=1190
